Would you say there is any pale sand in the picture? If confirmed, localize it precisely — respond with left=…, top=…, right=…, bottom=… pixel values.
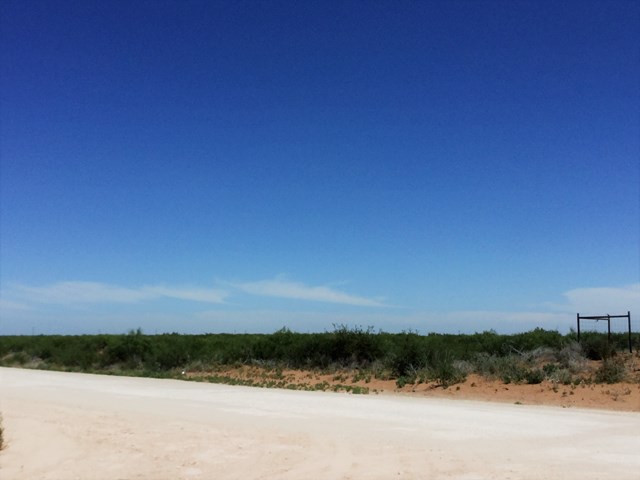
left=1, top=367, right=639, bottom=480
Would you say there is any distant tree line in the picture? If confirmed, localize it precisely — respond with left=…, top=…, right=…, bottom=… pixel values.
left=0, top=326, right=637, bottom=386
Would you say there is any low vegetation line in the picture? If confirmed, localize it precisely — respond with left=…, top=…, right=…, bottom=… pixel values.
left=1, top=327, right=638, bottom=391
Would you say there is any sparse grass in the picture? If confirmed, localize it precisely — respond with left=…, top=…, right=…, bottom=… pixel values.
left=351, top=370, right=371, bottom=383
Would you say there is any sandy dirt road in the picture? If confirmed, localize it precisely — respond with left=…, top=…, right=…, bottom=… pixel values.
left=1, top=367, right=639, bottom=480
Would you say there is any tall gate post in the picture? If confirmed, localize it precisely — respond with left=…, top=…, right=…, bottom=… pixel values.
left=577, top=312, right=633, bottom=353
left=628, top=311, right=632, bottom=353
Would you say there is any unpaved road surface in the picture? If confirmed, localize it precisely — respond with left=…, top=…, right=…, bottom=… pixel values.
left=1, top=367, right=639, bottom=479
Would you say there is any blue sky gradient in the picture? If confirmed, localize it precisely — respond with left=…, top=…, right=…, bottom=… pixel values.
left=1, top=0, right=639, bottom=335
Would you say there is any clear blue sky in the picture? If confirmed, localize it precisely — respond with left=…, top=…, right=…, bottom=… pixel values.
left=1, top=0, right=639, bottom=335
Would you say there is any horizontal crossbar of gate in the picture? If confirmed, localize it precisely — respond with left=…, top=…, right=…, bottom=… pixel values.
left=576, top=312, right=632, bottom=353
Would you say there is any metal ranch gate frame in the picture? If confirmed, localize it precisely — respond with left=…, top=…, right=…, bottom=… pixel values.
left=576, top=311, right=632, bottom=353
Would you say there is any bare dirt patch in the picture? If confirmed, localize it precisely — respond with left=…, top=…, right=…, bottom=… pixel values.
left=403, top=374, right=640, bottom=411
left=182, top=356, right=640, bottom=411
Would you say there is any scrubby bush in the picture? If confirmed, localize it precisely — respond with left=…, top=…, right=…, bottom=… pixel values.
left=107, top=329, right=152, bottom=368
left=499, top=360, right=529, bottom=384
left=428, top=353, right=467, bottom=387
left=581, top=334, right=614, bottom=361
left=506, top=329, right=565, bottom=353
left=473, top=353, right=523, bottom=380
left=556, top=341, right=587, bottom=373
left=473, top=353, right=545, bottom=384
left=387, top=331, right=428, bottom=378
left=329, top=325, right=383, bottom=367
left=0, top=327, right=635, bottom=388
left=595, top=358, right=626, bottom=384
left=524, top=368, right=545, bottom=384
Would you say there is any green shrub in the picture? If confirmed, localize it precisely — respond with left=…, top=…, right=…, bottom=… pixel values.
left=581, top=334, right=614, bottom=361
left=0, top=328, right=633, bottom=389
left=505, top=329, right=564, bottom=354
left=350, top=385, right=369, bottom=394
left=473, top=353, right=527, bottom=383
left=325, top=325, right=383, bottom=367
left=6, top=352, right=29, bottom=365
left=429, top=353, right=467, bottom=387
left=524, top=368, right=544, bottom=385
left=472, top=352, right=502, bottom=378
left=387, top=332, right=428, bottom=377
left=595, top=358, right=626, bottom=384
left=547, top=367, right=573, bottom=385
left=107, top=329, right=152, bottom=368
left=395, top=376, right=413, bottom=388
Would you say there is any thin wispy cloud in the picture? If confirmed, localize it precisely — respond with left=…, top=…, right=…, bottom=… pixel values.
left=544, top=283, right=640, bottom=315
left=229, top=277, right=387, bottom=307
left=0, top=299, right=32, bottom=311
left=4, top=278, right=387, bottom=309
left=142, top=286, right=229, bottom=304
left=7, top=281, right=229, bottom=305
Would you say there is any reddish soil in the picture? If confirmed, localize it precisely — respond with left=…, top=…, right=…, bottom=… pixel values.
left=401, top=374, right=640, bottom=411
left=185, top=357, right=640, bottom=412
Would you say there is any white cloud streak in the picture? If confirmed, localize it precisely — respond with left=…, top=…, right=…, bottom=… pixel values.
left=3, top=277, right=388, bottom=309
left=8, top=281, right=229, bottom=305
left=0, top=299, right=32, bottom=311
left=544, top=283, right=640, bottom=315
left=229, top=277, right=387, bottom=307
